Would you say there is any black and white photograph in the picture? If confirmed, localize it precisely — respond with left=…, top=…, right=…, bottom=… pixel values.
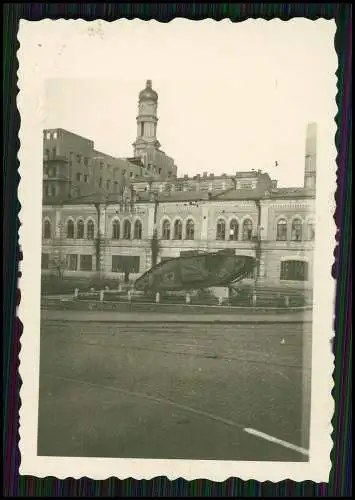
left=18, top=19, right=336, bottom=481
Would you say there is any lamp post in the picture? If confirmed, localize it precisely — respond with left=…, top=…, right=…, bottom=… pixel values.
left=253, top=199, right=262, bottom=305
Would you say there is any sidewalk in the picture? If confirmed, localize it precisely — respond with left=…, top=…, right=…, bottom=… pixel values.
left=42, top=308, right=312, bottom=324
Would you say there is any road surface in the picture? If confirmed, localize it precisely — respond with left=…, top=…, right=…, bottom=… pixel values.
left=38, top=315, right=311, bottom=462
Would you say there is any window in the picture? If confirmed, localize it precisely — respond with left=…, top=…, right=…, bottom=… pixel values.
left=162, top=220, right=171, bottom=240
left=43, top=220, right=51, bottom=239
left=84, top=157, right=89, bottom=167
left=46, top=132, right=51, bottom=140
left=87, top=220, right=95, bottom=240
left=76, top=173, right=81, bottom=182
left=140, top=122, right=144, bottom=136
left=242, top=219, right=253, bottom=241
left=114, top=181, right=118, bottom=192
left=280, top=260, right=308, bottom=281
left=173, top=220, right=183, bottom=240
left=229, top=219, right=239, bottom=241
left=53, top=131, right=58, bottom=140
left=216, top=219, right=226, bottom=240
left=48, top=166, right=57, bottom=178
left=112, top=255, right=140, bottom=273
left=134, top=220, right=143, bottom=239
left=66, top=220, right=74, bottom=238
left=307, top=221, right=315, bottom=241
left=84, top=174, right=88, bottom=183
left=123, top=220, right=131, bottom=239
left=100, top=162, right=104, bottom=170
left=107, top=180, right=111, bottom=190
left=66, top=254, right=78, bottom=271
left=41, top=253, right=49, bottom=269
left=99, top=177, right=102, bottom=187
left=76, top=154, right=82, bottom=164
left=291, top=219, right=303, bottom=241
left=185, top=219, right=195, bottom=240
left=50, top=186, right=56, bottom=197
left=77, top=220, right=84, bottom=239
left=130, top=172, right=133, bottom=178
left=276, top=218, right=288, bottom=241
left=80, top=255, right=93, bottom=271
left=112, top=220, right=120, bottom=239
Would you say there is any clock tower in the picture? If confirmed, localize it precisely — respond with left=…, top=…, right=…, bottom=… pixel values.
left=133, top=80, right=161, bottom=164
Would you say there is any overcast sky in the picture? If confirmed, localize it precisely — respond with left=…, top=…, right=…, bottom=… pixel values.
left=43, top=19, right=335, bottom=187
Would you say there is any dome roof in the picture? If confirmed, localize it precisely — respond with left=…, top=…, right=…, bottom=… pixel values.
left=139, top=80, right=158, bottom=102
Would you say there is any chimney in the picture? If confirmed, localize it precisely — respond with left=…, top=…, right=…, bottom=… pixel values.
left=203, top=172, right=208, bottom=178
left=304, top=122, right=317, bottom=189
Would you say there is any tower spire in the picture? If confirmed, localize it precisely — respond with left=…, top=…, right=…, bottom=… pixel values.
left=133, top=80, right=160, bottom=164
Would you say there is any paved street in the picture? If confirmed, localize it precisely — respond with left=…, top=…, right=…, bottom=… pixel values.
left=38, top=313, right=311, bottom=462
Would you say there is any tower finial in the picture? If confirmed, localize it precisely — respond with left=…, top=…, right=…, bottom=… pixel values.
left=146, top=79, right=152, bottom=88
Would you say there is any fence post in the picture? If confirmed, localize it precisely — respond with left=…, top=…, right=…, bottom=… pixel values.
left=99, top=290, right=104, bottom=302
left=186, top=293, right=191, bottom=305
left=285, top=295, right=290, bottom=308
left=156, top=292, right=160, bottom=304
left=74, top=288, right=79, bottom=299
left=252, top=292, right=257, bottom=307
left=218, top=296, right=223, bottom=306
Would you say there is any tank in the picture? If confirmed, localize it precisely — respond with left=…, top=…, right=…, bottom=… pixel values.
left=134, top=249, right=256, bottom=292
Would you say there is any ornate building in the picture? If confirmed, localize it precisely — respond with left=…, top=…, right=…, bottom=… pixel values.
left=41, top=82, right=316, bottom=294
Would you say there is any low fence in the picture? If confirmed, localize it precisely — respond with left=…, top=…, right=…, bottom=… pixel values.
left=41, top=294, right=313, bottom=317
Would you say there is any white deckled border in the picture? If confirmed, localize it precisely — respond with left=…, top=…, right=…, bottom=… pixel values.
left=17, top=18, right=336, bottom=482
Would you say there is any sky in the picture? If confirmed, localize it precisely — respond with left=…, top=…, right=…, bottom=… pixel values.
left=43, top=19, right=336, bottom=187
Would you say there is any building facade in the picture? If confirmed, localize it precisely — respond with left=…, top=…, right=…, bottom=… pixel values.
left=42, top=173, right=316, bottom=292
left=41, top=84, right=317, bottom=294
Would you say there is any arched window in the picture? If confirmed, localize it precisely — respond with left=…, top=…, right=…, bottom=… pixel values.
left=173, top=220, right=183, bottom=240
left=186, top=219, right=195, bottom=240
left=43, top=220, right=51, bottom=239
left=162, top=220, right=171, bottom=240
left=229, top=219, right=239, bottom=241
left=66, top=220, right=74, bottom=239
left=87, top=220, right=95, bottom=240
left=123, top=220, right=131, bottom=239
left=307, top=220, right=315, bottom=241
left=242, top=219, right=253, bottom=241
left=77, top=219, right=84, bottom=239
left=280, top=260, right=308, bottom=281
left=112, top=220, right=120, bottom=240
left=216, top=219, right=226, bottom=240
left=134, top=220, right=143, bottom=239
left=291, top=218, right=303, bottom=241
left=276, top=218, right=287, bottom=241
